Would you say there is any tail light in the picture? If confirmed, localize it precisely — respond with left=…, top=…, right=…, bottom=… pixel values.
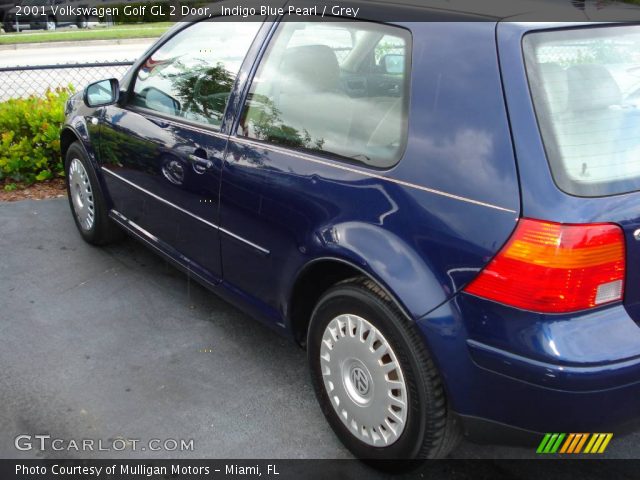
left=464, top=218, right=625, bottom=313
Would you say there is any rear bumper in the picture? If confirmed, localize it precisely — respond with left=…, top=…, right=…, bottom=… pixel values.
left=417, top=294, right=640, bottom=444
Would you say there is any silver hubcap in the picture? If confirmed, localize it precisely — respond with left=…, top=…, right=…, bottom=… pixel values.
left=68, top=158, right=95, bottom=231
left=320, top=314, right=408, bottom=446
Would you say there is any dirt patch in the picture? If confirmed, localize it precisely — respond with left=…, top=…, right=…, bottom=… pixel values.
left=0, top=179, right=67, bottom=202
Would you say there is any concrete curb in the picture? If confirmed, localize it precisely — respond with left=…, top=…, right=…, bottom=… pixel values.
left=0, top=37, right=157, bottom=51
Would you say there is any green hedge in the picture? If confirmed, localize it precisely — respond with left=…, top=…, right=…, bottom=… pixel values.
left=0, top=88, right=71, bottom=185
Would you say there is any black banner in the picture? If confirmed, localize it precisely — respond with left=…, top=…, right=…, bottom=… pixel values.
left=3, top=0, right=640, bottom=25
left=1, top=459, right=640, bottom=480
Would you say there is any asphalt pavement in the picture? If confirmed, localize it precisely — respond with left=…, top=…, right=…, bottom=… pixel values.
left=1, top=198, right=639, bottom=470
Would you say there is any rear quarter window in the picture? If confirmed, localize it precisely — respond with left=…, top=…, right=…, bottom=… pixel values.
left=524, top=26, right=640, bottom=197
left=238, top=21, right=411, bottom=169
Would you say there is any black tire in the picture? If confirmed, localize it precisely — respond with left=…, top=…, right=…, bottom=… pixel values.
left=76, top=16, right=88, bottom=28
left=64, top=142, right=123, bottom=245
left=307, top=277, right=461, bottom=460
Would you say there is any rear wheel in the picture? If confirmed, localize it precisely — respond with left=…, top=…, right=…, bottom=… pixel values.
left=307, top=277, right=461, bottom=459
left=65, top=142, right=123, bottom=245
left=45, top=16, right=56, bottom=30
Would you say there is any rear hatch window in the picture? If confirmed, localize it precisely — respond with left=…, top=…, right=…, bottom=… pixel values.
left=524, top=26, right=640, bottom=197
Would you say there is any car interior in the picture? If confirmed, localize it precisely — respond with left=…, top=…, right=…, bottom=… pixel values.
left=535, top=61, right=640, bottom=191
left=240, top=22, right=410, bottom=168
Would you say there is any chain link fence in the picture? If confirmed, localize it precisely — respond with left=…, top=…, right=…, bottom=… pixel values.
left=0, top=61, right=133, bottom=101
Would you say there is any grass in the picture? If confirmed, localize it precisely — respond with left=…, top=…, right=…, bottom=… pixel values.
left=0, top=22, right=173, bottom=44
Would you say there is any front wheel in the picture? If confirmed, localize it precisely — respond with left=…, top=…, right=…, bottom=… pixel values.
left=65, top=142, right=123, bottom=245
left=307, top=277, right=461, bottom=459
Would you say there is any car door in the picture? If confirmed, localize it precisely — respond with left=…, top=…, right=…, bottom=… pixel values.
left=219, top=20, right=412, bottom=319
left=98, top=20, right=263, bottom=281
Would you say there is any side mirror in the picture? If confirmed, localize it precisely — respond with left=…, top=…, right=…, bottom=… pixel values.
left=382, top=54, right=404, bottom=75
left=83, top=78, right=119, bottom=108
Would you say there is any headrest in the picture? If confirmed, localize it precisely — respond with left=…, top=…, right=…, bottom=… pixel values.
left=566, top=64, right=621, bottom=112
left=538, top=63, right=569, bottom=115
left=280, top=45, right=340, bottom=93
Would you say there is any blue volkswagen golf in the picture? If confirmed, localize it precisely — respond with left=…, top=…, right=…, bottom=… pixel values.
left=61, top=2, right=640, bottom=459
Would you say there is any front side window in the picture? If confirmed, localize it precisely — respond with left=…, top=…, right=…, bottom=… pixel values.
left=239, top=21, right=411, bottom=168
left=524, top=26, right=640, bottom=196
left=131, top=21, right=261, bottom=128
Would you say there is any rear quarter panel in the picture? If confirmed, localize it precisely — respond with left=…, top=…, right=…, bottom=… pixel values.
left=319, top=20, right=522, bottom=318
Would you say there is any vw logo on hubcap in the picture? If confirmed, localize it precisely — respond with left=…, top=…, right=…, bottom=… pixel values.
left=343, top=359, right=373, bottom=404
left=350, top=367, right=370, bottom=396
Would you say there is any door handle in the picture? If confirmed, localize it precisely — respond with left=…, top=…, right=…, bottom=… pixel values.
left=189, top=154, right=213, bottom=174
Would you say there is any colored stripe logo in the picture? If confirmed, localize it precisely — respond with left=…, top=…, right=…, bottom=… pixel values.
left=537, top=433, right=613, bottom=454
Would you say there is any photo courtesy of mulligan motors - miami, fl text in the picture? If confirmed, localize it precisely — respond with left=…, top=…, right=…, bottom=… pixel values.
left=2, top=0, right=640, bottom=479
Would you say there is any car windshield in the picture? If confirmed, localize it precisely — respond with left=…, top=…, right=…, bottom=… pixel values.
left=524, top=25, right=640, bottom=197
